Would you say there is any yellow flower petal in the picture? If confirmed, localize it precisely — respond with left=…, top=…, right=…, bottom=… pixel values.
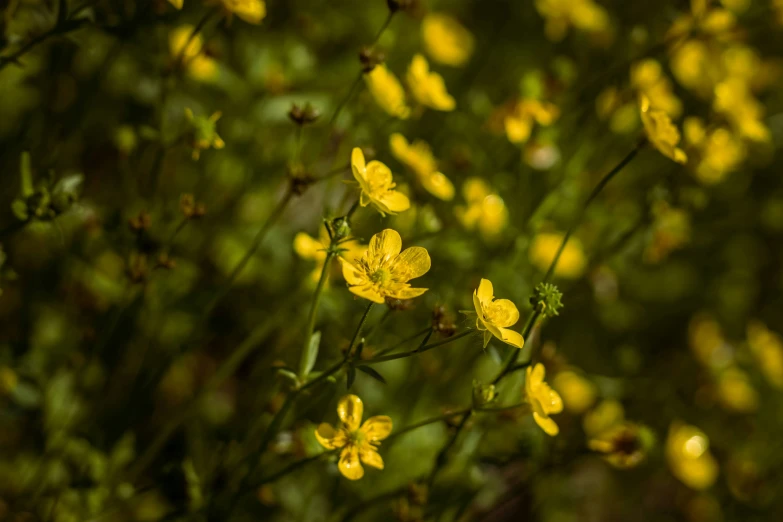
left=389, top=287, right=428, bottom=300
left=527, top=363, right=545, bottom=388
left=421, top=171, right=455, bottom=201
left=393, top=247, right=431, bottom=280
left=476, top=278, right=494, bottom=303
left=337, top=394, right=363, bottom=432
left=338, top=445, right=364, bottom=480
left=498, top=327, right=524, bottom=349
left=359, top=445, right=384, bottom=470
left=220, top=0, right=266, bottom=24
left=488, top=299, right=519, bottom=328
left=314, top=423, right=347, bottom=450
left=348, top=284, right=386, bottom=304
left=366, top=160, right=393, bottom=187
left=341, top=259, right=365, bottom=286
left=533, top=412, right=560, bottom=436
left=168, top=0, right=184, bottom=8
left=368, top=229, right=402, bottom=262
left=293, top=232, right=323, bottom=260
left=378, top=190, right=411, bottom=214
left=361, top=415, right=393, bottom=441
left=421, top=13, right=474, bottom=67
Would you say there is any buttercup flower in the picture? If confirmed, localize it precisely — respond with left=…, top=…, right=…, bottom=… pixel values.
left=169, top=25, right=218, bottom=82
left=666, top=422, right=719, bottom=490
left=293, top=225, right=366, bottom=283
left=529, top=231, right=587, bottom=279
left=389, top=133, right=455, bottom=201
left=315, top=394, right=392, bottom=480
left=504, top=99, right=560, bottom=145
left=351, top=148, right=410, bottom=216
left=455, top=178, right=508, bottom=240
left=364, top=64, right=411, bottom=119
left=341, top=229, right=430, bottom=304
left=421, top=13, right=475, bottom=67
left=631, top=60, right=682, bottom=118
left=535, top=0, right=611, bottom=42
left=406, top=54, right=455, bottom=111
left=589, top=422, right=652, bottom=469
left=524, top=363, right=563, bottom=436
left=472, top=278, right=524, bottom=349
left=185, top=108, right=225, bottom=160
left=640, top=95, right=688, bottom=164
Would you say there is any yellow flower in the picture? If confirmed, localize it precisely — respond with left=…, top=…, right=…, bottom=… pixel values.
left=315, top=394, right=392, bottom=480
left=389, top=133, right=455, bottom=201
left=351, top=148, right=410, bottom=216
left=588, top=422, right=651, bottom=469
left=630, top=59, right=682, bottom=118
left=666, top=422, right=718, bottom=490
left=552, top=370, right=597, bottom=414
left=504, top=99, right=560, bottom=145
left=406, top=54, right=455, bottom=111
left=714, top=78, right=771, bottom=142
left=684, top=118, right=746, bottom=185
left=169, top=25, right=218, bottom=82
left=455, top=178, right=508, bottom=240
left=640, top=95, right=687, bottom=164
left=747, top=320, right=783, bottom=388
left=524, top=363, right=563, bottom=436
left=364, top=64, right=411, bottom=119
left=168, top=0, right=183, bottom=8
left=535, top=0, right=611, bottom=41
left=293, top=226, right=366, bottom=283
left=421, top=13, right=474, bottom=67
left=716, top=366, right=758, bottom=413
left=688, top=314, right=732, bottom=369
left=185, top=108, right=225, bottom=160
left=341, top=229, right=430, bottom=304
left=528, top=232, right=587, bottom=279
left=472, top=278, right=524, bottom=349
left=214, top=0, right=266, bottom=24
left=583, top=399, right=624, bottom=437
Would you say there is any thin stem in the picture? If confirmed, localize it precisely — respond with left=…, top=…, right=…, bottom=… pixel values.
left=203, top=188, right=294, bottom=316
left=492, top=309, right=541, bottom=385
left=355, top=330, right=474, bottom=366
left=541, top=142, right=643, bottom=285
left=370, top=11, right=395, bottom=47
left=313, top=164, right=350, bottom=183
left=345, top=200, right=360, bottom=220
left=387, top=408, right=472, bottom=441
left=299, top=251, right=336, bottom=377
left=174, top=8, right=218, bottom=70
left=299, top=359, right=345, bottom=392
left=373, top=326, right=431, bottom=357
left=0, top=19, right=87, bottom=72
left=327, top=72, right=363, bottom=128
left=255, top=450, right=337, bottom=486
left=347, top=302, right=375, bottom=357
left=427, top=410, right=472, bottom=487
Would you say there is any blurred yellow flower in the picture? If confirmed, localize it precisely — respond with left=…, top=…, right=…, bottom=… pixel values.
left=407, top=54, right=455, bottom=111
left=169, top=25, right=218, bottom=82
left=688, top=314, right=734, bottom=370
left=421, top=13, right=474, bottom=67
left=747, top=320, right=783, bottom=388
left=185, top=108, right=225, bottom=160
left=640, top=95, right=687, bottom=164
left=364, top=64, right=411, bottom=119
left=529, top=232, right=587, bottom=279
left=589, top=422, right=651, bottom=469
left=315, top=394, right=392, bottom=480
left=341, top=229, right=430, bottom=304
left=666, top=422, right=718, bottom=490
left=214, top=0, right=266, bottom=24
left=668, top=0, right=736, bottom=40
left=684, top=118, right=746, bottom=185
left=583, top=399, right=625, bottom=437
left=716, top=366, right=758, bottom=413
left=455, top=178, right=508, bottom=240
left=351, top=147, right=410, bottom=216
left=552, top=370, right=597, bottom=414
left=389, top=133, right=455, bottom=201
left=525, top=363, right=563, bottom=436
left=631, top=59, right=682, bottom=118
left=504, top=99, right=560, bottom=145
left=293, top=225, right=366, bottom=283
left=168, top=0, right=184, bottom=9
left=714, top=78, right=771, bottom=142
left=472, top=278, right=524, bottom=349
left=535, top=0, right=611, bottom=41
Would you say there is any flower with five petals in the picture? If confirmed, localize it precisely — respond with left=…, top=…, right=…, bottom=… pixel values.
left=351, top=147, right=410, bottom=216
left=472, top=278, right=524, bottom=349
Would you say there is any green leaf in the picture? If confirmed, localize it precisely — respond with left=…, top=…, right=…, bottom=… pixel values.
left=300, top=331, right=321, bottom=378
left=357, top=366, right=386, bottom=384
left=346, top=367, right=356, bottom=390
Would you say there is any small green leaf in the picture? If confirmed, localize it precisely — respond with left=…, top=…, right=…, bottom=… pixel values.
left=357, top=366, right=386, bottom=384
left=300, top=331, right=321, bottom=378
left=346, top=367, right=356, bottom=390
left=277, top=368, right=299, bottom=386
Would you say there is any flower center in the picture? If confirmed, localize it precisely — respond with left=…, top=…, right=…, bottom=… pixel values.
left=371, top=268, right=392, bottom=284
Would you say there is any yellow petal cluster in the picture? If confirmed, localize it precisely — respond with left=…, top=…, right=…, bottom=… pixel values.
left=406, top=54, right=455, bottom=112
left=472, top=278, right=524, bottom=349
left=552, top=370, right=597, bottom=414
left=421, top=13, right=474, bottom=67
left=315, top=394, right=392, bottom=480
left=535, top=0, right=611, bottom=42
left=683, top=117, right=746, bottom=185
left=341, top=229, right=430, bottom=304
left=293, top=225, right=366, bottom=283
left=169, top=25, right=219, bottom=82
left=504, top=99, right=560, bottom=145
left=528, top=231, right=586, bottom=279
left=351, top=148, right=410, bottom=216
left=364, top=64, right=411, bottom=119
left=666, top=422, right=718, bottom=490
left=630, top=59, right=682, bottom=118
left=455, top=178, right=508, bottom=240
left=639, top=95, right=687, bottom=164
left=524, top=363, right=563, bottom=436
left=214, top=0, right=267, bottom=24
left=747, top=320, right=783, bottom=389
left=389, top=133, right=454, bottom=201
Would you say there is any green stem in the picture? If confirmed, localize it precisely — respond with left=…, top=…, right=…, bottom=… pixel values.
left=373, top=326, right=431, bottom=357
left=0, top=18, right=87, bottom=72
left=387, top=408, right=472, bottom=441
left=355, top=330, right=474, bottom=366
left=299, top=251, right=336, bottom=377
left=255, top=450, right=337, bottom=486
left=313, top=164, right=350, bottom=184
left=541, top=142, right=643, bottom=285
left=492, top=309, right=541, bottom=385
left=327, top=72, right=363, bottom=128
left=427, top=410, right=472, bottom=487
left=347, top=302, right=375, bottom=357
left=370, top=11, right=395, bottom=47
